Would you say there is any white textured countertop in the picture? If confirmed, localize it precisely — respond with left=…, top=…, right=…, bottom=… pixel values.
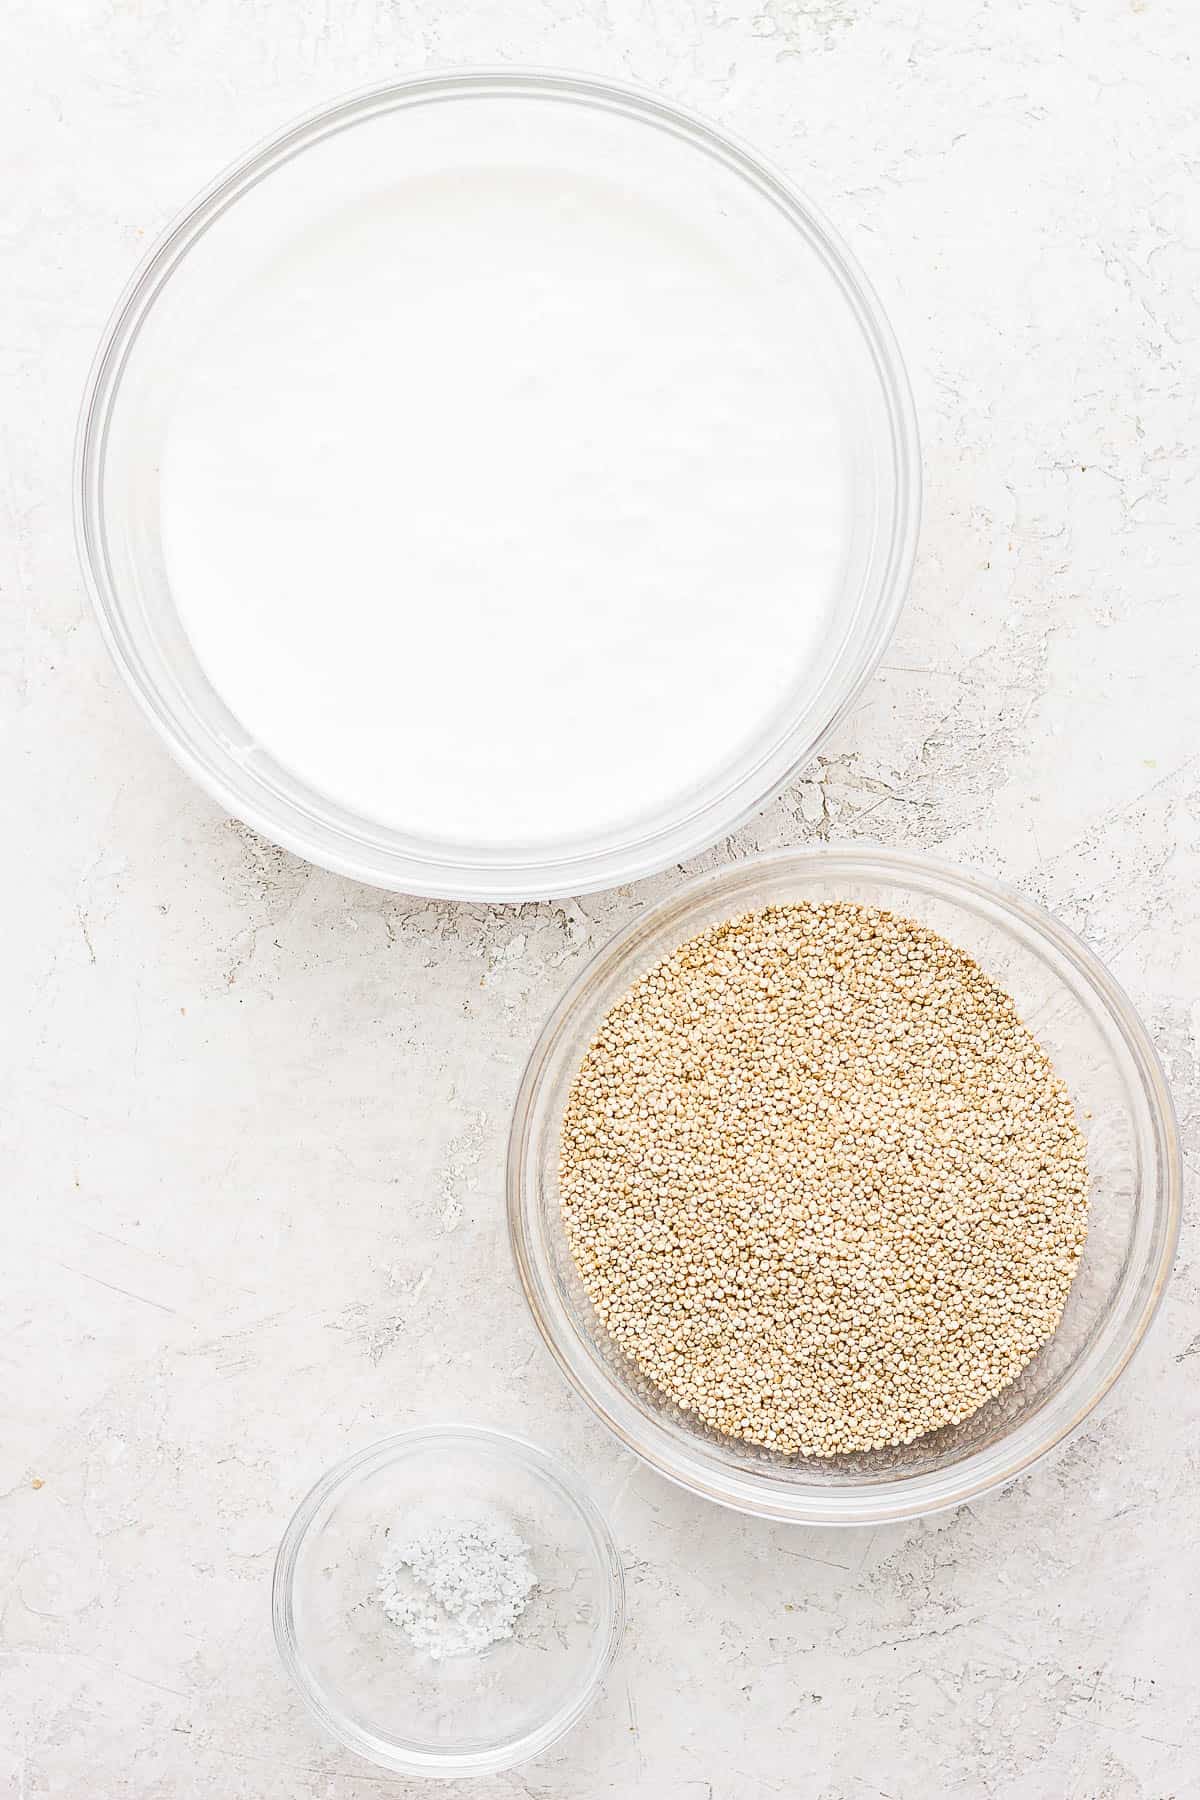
left=4, top=3, right=1198, bottom=1796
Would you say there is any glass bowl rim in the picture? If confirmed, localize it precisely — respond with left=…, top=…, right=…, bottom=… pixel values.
left=271, top=1422, right=627, bottom=1777
left=73, top=67, right=921, bottom=901
left=507, top=844, right=1182, bottom=1525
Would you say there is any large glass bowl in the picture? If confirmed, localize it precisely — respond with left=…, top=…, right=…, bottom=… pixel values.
left=272, top=1426, right=625, bottom=1778
left=507, top=849, right=1180, bottom=1524
left=74, top=71, right=918, bottom=901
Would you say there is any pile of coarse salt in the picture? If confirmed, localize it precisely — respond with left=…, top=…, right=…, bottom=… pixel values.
left=377, top=1507, right=537, bottom=1660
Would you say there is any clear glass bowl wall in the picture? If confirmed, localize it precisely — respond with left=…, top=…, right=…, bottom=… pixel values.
left=508, top=850, right=1180, bottom=1525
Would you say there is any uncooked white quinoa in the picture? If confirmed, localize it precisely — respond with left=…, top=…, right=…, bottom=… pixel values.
left=559, top=902, right=1090, bottom=1457
left=377, top=1508, right=536, bottom=1660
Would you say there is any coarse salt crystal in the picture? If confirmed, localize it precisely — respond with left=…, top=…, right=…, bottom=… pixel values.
left=376, top=1507, right=537, bottom=1660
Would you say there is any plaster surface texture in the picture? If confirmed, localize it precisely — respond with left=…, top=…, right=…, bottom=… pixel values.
left=2, top=3, right=1198, bottom=1797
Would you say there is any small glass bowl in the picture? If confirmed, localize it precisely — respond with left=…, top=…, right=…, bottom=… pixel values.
left=508, top=848, right=1181, bottom=1525
left=272, top=1426, right=625, bottom=1778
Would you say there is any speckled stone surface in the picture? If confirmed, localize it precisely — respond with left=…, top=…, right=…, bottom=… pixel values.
left=3, top=3, right=1198, bottom=1796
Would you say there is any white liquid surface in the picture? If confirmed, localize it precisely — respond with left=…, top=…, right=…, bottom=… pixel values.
left=160, top=163, right=851, bottom=850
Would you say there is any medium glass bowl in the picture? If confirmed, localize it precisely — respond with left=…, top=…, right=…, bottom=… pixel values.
left=507, top=849, right=1180, bottom=1524
left=272, top=1426, right=625, bottom=1777
left=74, top=71, right=919, bottom=901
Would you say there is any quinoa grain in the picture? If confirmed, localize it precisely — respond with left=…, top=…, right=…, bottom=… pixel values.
left=558, top=902, right=1089, bottom=1457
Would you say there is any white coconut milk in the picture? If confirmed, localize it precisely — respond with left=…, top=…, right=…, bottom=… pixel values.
left=160, top=162, right=850, bottom=851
